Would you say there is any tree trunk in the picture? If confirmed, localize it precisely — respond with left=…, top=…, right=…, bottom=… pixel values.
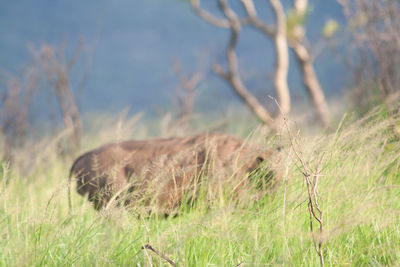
left=292, top=43, right=330, bottom=126
left=270, top=0, right=291, bottom=116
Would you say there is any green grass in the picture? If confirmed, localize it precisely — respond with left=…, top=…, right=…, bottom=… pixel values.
left=1, top=107, right=400, bottom=266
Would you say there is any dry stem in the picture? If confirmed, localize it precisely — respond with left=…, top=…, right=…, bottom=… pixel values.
left=141, top=243, right=177, bottom=267
left=271, top=96, right=325, bottom=266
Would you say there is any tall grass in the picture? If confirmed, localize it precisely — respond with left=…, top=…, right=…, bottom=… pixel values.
left=0, top=107, right=399, bottom=266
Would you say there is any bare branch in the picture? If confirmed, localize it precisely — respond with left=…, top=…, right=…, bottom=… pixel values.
left=67, top=38, right=85, bottom=72
left=215, top=0, right=274, bottom=124
left=214, top=64, right=274, bottom=124
left=39, top=44, right=82, bottom=151
left=212, top=64, right=229, bottom=80
left=241, top=0, right=257, bottom=18
left=240, top=0, right=275, bottom=37
left=190, top=0, right=230, bottom=28
left=172, top=60, right=203, bottom=123
left=142, top=243, right=177, bottom=267
left=173, top=60, right=202, bottom=92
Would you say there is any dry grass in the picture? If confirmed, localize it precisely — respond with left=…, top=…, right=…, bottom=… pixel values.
left=0, top=106, right=399, bottom=266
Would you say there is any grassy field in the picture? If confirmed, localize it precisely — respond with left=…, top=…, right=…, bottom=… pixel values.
left=0, top=107, right=399, bottom=266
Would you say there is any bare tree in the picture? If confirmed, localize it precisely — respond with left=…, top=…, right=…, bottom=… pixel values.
left=191, top=0, right=285, bottom=126
left=191, top=0, right=331, bottom=127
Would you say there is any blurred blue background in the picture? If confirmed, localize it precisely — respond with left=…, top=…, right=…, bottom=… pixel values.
left=0, top=0, right=345, bottom=116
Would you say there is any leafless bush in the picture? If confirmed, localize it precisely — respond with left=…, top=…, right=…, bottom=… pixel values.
left=31, top=43, right=83, bottom=152
left=339, top=0, right=400, bottom=112
left=0, top=41, right=85, bottom=163
left=0, top=72, right=37, bottom=161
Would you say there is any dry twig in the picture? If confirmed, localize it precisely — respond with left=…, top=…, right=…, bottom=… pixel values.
left=141, top=243, right=177, bottom=267
left=271, top=96, right=325, bottom=266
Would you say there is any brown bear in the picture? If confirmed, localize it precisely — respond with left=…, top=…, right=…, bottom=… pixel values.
left=69, top=132, right=273, bottom=214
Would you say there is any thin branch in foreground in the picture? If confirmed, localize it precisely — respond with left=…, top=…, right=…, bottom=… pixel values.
left=270, top=95, right=325, bottom=267
left=141, top=243, right=177, bottom=267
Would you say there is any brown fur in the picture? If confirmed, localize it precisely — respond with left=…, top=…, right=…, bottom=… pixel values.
left=69, top=132, right=272, bottom=214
